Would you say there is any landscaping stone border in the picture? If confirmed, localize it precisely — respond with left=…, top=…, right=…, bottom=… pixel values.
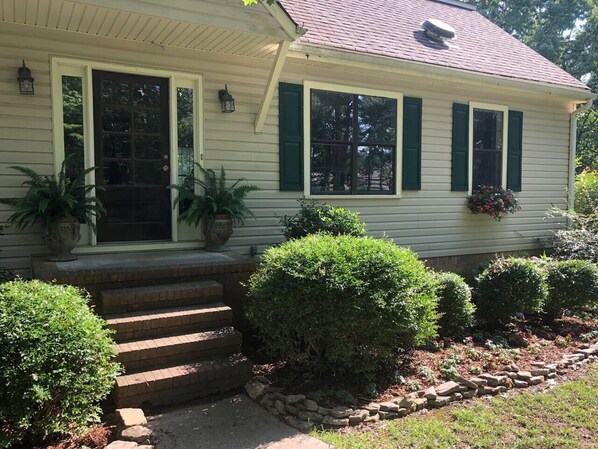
left=245, top=343, right=598, bottom=431
left=105, top=408, right=154, bottom=449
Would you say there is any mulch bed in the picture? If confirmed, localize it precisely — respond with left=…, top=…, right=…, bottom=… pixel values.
left=250, top=315, right=598, bottom=407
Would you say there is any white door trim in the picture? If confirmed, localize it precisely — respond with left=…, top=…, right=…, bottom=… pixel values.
left=50, top=56, right=204, bottom=249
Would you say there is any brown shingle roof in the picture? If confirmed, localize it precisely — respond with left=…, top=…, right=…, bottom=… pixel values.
left=281, top=0, right=590, bottom=92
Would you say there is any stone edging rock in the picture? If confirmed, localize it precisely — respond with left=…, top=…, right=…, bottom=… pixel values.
left=245, top=343, right=598, bottom=431
left=105, top=408, right=154, bottom=449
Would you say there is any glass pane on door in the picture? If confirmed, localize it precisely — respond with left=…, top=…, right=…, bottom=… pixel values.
left=93, top=70, right=171, bottom=243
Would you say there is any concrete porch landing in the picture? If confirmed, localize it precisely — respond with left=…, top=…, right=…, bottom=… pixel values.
left=31, top=249, right=259, bottom=313
left=42, top=250, right=234, bottom=271
left=32, top=249, right=257, bottom=281
left=149, top=393, right=333, bottom=449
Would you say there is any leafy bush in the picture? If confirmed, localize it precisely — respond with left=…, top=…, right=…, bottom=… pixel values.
left=246, top=235, right=438, bottom=381
left=549, top=208, right=598, bottom=262
left=280, top=200, right=365, bottom=239
left=575, top=169, right=598, bottom=214
left=435, top=272, right=476, bottom=338
left=475, top=258, right=547, bottom=328
left=544, top=259, right=598, bottom=319
left=0, top=225, right=15, bottom=283
left=0, top=280, right=120, bottom=448
left=547, top=208, right=598, bottom=262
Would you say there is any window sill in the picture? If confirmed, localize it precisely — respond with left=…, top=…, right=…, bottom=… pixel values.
left=303, top=193, right=403, bottom=200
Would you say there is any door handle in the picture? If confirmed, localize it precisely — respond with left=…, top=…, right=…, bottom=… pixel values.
left=162, top=165, right=169, bottom=172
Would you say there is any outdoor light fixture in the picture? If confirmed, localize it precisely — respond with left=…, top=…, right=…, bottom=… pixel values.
left=218, top=84, right=235, bottom=113
left=17, top=60, right=34, bottom=95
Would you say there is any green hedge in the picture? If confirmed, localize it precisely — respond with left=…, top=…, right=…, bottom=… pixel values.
left=435, top=272, right=476, bottom=338
left=475, top=258, right=547, bottom=328
left=280, top=200, right=366, bottom=239
left=247, top=235, right=438, bottom=381
left=545, top=259, right=598, bottom=319
left=0, top=280, right=120, bottom=448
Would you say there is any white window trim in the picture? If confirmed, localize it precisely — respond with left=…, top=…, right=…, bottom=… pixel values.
left=468, top=101, right=509, bottom=195
left=303, top=81, right=404, bottom=199
left=50, top=56, right=204, bottom=246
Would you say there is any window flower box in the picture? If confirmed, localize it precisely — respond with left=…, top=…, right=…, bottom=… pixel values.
left=467, top=185, right=521, bottom=221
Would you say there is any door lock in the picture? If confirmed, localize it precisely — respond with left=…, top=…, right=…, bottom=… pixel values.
left=162, top=165, right=169, bottom=172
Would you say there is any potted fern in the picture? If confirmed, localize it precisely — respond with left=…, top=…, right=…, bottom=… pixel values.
left=0, top=156, right=105, bottom=261
left=171, top=164, right=259, bottom=252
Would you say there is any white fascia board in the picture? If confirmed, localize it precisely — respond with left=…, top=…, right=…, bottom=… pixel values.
left=288, top=43, right=596, bottom=101
left=260, top=0, right=305, bottom=40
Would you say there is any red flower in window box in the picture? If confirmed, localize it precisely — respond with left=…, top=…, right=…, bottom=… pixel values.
left=467, top=185, right=521, bottom=221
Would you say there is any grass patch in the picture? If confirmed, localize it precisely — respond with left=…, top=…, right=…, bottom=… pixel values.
left=316, top=366, right=598, bottom=449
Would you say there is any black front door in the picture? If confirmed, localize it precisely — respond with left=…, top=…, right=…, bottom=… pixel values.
left=93, top=70, right=171, bottom=243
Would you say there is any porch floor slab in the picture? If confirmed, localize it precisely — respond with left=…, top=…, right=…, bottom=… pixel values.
left=32, top=249, right=258, bottom=283
left=148, top=393, right=333, bottom=449
left=48, top=250, right=234, bottom=272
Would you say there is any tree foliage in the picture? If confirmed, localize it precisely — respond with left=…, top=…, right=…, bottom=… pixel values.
left=247, top=0, right=597, bottom=168
left=467, top=0, right=598, bottom=171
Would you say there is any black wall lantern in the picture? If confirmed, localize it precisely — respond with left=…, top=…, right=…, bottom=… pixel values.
left=218, top=84, right=235, bottom=113
left=17, top=60, right=34, bottom=95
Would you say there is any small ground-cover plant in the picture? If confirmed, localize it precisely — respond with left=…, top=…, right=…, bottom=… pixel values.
left=544, top=259, right=598, bottom=320
left=475, top=257, right=547, bottom=328
left=467, top=185, right=521, bottom=221
left=246, top=235, right=438, bottom=381
left=0, top=280, right=120, bottom=448
left=435, top=272, right=476, bottom=338
left=439, top=355, right=461, bottom=381
left=279, top=200, right=365, bottom=239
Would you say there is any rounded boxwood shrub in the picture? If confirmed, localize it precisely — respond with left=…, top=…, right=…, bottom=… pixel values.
left=0, top=280, right=120, bottom=448
left=435, top=272, right=476, bottom=338
left=280, top=200, right=366, bottom=240
left=246, top=235, right=438, bottom=381
left=475, top=257, right=547, bottom=328
left=545, top=259, right=598, bottom=319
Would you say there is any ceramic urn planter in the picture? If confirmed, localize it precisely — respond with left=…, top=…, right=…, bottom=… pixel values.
left=203, top=214, right=233, bottom=252
left=43, top=217, right=81, bottom=261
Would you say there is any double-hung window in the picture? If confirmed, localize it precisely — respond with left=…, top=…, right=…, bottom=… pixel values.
left=469, top=103, right=509, bottom=191
left=307, top=84, right=400, bottom=196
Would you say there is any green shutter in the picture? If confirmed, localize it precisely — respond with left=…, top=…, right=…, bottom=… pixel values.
left=507, top=110, right=523, bottom=192
left=402, top=96, right=423, bottom=190
left=451, top=103, right=469, bottom=191
left=278, top=82, right=304, bottom=191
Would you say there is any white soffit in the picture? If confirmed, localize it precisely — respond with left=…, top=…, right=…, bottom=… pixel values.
left=0, top=0, right=283, bottom=58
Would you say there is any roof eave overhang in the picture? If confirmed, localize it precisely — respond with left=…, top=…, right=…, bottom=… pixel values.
left=288, top=42, right=595, bottom=101
left=260, top=0, right=306, bottom=41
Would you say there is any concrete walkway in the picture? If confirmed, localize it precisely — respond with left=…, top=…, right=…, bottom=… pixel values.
left=148, top=394, right=334, bottom=449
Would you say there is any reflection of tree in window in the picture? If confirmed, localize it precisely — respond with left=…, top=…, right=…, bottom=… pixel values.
left=473, top=109, right=503, bottom=189
left=177, top=88, right=194, bottom=181
left=310, top=89, right=396, bottom=194
left=62, top=76, right=84, bottom=178
left=177, top=88, right=194, bottom=212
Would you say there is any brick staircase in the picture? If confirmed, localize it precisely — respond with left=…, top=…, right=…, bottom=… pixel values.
left=32, top=250, right=258, bottom=409
left=102, top=280, right=252, bottom=408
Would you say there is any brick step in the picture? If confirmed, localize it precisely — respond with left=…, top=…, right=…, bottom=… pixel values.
left=106, top=303, right=233, bottom=343
left=115, top=327, right=243, bottom=372
left=100, top=280, right=223, bottom=314
left=114, top=353, right=252, bottom=408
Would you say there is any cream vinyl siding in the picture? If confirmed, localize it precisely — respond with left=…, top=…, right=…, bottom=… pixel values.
left=0, top=22, right=572, bottom=275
